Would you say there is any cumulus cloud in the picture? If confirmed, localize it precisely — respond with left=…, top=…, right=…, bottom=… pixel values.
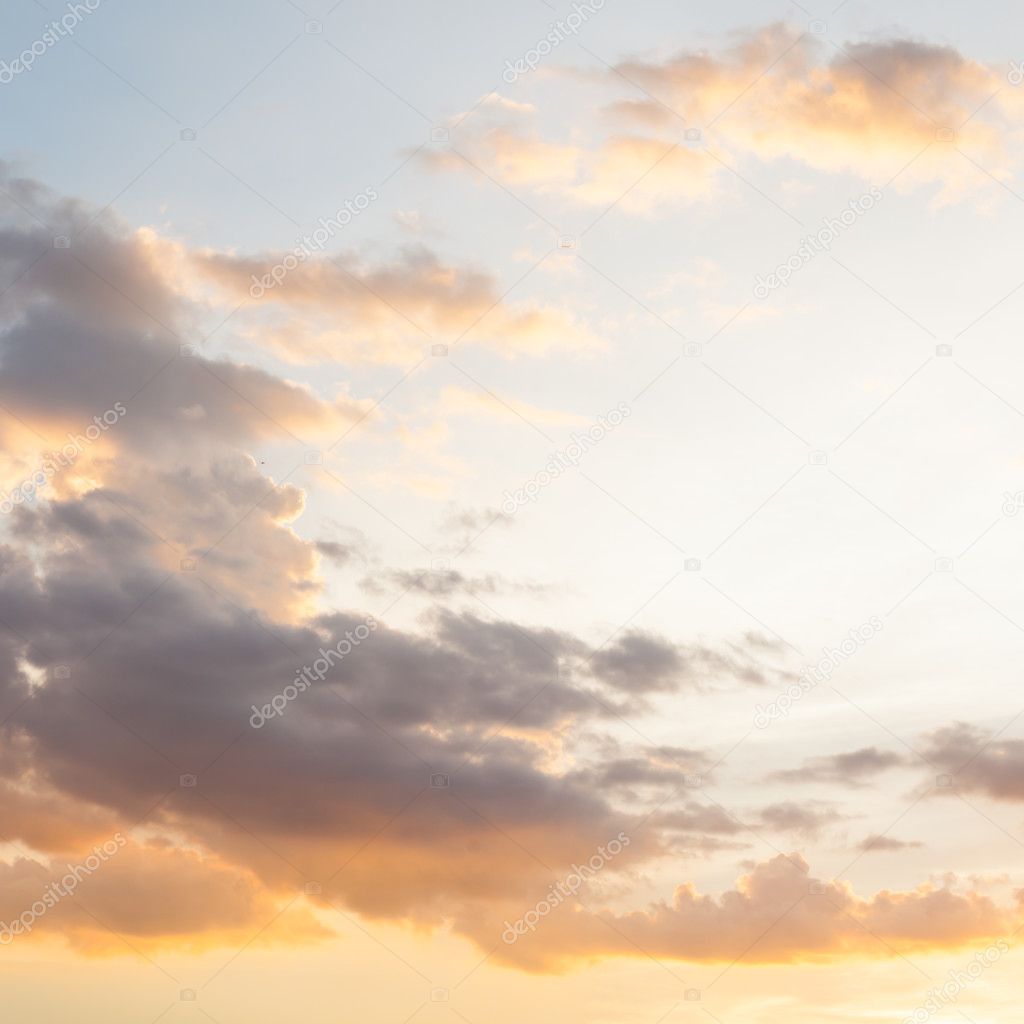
left=0, top=169, right=1018, bottom=968
left=457, top=852, right=1013, bottom=972
left=0, top=169, right=771, bottom=948
left=0, top=232, right=362, bottom=457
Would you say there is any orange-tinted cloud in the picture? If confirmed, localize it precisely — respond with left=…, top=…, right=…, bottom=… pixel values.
left=423, top=27, right=1020, bottom=208
left=0, top=840, right=327, bottom=954
left=1, top=166, right=1018, bottom=973
left=455, top=853, right=1015, bottom=972
left=195, top=244, right=601, bottom=364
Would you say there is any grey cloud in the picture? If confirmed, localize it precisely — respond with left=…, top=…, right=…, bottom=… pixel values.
left=4, top=168, right=920, bottom=962
left=757, top=802, right=844, bottom=838
left=589, top=630, right=777, bottom=695
left=859, top=835, right=924, bottom=853
left=923, top=723, right=1024, bottom=801
left=315, top=540, right=357, bottom=566
left=769, top=747, right=905, bottom=786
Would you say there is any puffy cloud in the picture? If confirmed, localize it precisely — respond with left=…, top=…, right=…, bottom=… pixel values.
left=9, top=459, right=321, bottom=621
left=611, top=29, right=1012, bottom=190
left=0, top=225, right=361, bottom=463
left=460, top=853, right=1012, bottom=972
left=0, top=169, right=1018, bottom=970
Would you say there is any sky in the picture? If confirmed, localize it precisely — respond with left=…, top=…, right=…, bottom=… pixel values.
left=2, top=0, right=1024, bottom=1021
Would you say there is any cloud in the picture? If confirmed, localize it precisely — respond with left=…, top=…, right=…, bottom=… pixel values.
left=769, top=747, right=905, bottom=785
left=195, top=244, right=602, bottom=364
left=756, top=802, right=844, bottom=838
left=432, top=504, right=514, bottom=555
left=589, top=631, right=778, bottom=695
left=657, top=802, right=745, bottom=835
left=423, top=27, right=1020, bottom=209
left=315, top=539, right=357, bottom=566
left=361, top=567, right=549, bottom=599
left=0, top=840, right=327, bottom=953
left=421, top=102, right=715, bottom=211
left=421, top=126, right=583, bottom=187
left=457, top=852, right=1013, bottom=972
left=859, top=835, right=924, bottom=853
left=0, top=168, right=1018, bottom=970
left=923, top=723, right=1024, bottom=801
